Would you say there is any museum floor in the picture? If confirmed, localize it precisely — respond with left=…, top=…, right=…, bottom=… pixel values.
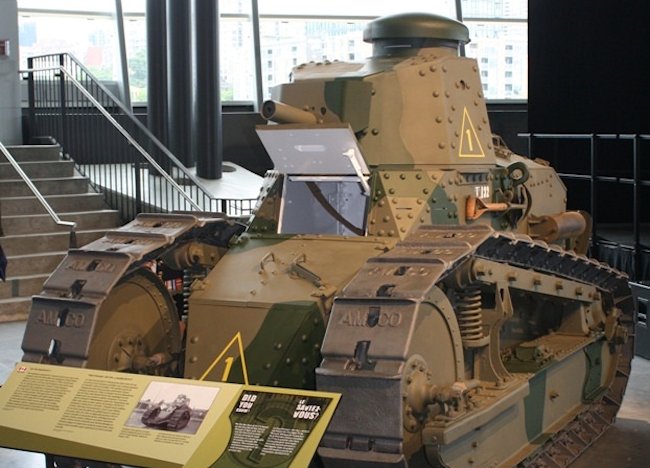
left=1, top=320, right=649, bottom=467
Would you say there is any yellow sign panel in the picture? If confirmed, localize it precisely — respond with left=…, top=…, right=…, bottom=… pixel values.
left=0, top=363, right=340, bottom=467
left=459, top=107, right=485, bottom=158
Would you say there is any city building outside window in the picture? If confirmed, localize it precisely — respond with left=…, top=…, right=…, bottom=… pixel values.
left=17, top=0, right=527, bottom=103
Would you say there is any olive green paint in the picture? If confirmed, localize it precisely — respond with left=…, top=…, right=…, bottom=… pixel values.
left=524, top=370, right=547, bottom=441
left=226, top=302, right=325, bottom=389
left=324, top=80, right=372, bottom=133
left=582, top=341, right=604, bottom=402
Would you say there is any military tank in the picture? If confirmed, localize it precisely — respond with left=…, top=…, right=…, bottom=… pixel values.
left=140, top=394, right=192, bottom=431
left=21, top=12, right=634, bottom=468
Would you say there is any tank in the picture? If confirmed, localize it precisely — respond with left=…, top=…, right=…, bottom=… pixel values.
left=21, top=12, right=634, bottom=467
left=140, top=394, right=192, bottom=431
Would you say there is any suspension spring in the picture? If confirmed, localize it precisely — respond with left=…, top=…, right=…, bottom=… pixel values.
left=183, top=267, right=206, bottom=316
left=456, top=285, right=484, bottom=344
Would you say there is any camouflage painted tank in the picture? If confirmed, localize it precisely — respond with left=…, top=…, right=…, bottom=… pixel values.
left=22, top=12, right=634, bottom=467
left=140, top=394, right=192, bottom=431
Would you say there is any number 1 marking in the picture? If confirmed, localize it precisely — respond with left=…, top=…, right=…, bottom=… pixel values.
left=466, top=129, right=474, bottom=152
left=221, top=356, right=234, bottom=381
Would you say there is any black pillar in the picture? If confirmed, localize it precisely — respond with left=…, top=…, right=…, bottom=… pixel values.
left=166, top=0, right=194, bottom=167
left=146, top=0, right=168, bottom=170
left=193, top=0, right=222, bottom=179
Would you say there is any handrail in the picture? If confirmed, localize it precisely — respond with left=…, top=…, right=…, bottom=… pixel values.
left=22, top=65, right=201, bottom=211
left=0, top=140, right=77, bottom=248
left=24, top=52, right=258, bottom=220
left=22, top=62, right=213, bottom=207
left=521, top=132, right=649, bottom=280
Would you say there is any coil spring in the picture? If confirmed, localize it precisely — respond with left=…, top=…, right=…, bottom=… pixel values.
left=183, top=268, right=206, bottom=316
left=456, top=285, right=484, bottom=342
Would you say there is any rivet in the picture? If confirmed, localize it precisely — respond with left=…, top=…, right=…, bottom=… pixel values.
left=436, top=116, right=443, bottom=123
left=442, top=66, right=447, bottom=72
left=430, top=65, right=437, bottom=72
left=372, top=128, right=380, bottom=135
left=388, top=230, right=395, bottom=237
left=190, top=356, right=198, bottom=363
left=383, top=173, right=390, bottom=179
left=419, top=69, right=426, bottom=76
left=433, top=90, right=440, bottom=97
left=400, top=173, right=406, bottom=180
left=439, top=142, right=446, bottom=149
left=190, top=336, right=199, bottom=344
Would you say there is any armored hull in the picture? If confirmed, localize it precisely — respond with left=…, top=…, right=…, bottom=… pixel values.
left=21, top=12, right=633, bottom=467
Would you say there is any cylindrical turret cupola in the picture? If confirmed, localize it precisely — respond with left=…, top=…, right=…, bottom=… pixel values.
left=363, top=12, right=470, bottom=57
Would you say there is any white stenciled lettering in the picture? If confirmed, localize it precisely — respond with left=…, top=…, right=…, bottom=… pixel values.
left=339, top=311, right=402, bottom=327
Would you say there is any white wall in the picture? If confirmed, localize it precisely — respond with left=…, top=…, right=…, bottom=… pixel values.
left=0, top=0, right=21, bottom=144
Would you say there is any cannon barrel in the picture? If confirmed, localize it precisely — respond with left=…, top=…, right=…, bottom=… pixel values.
left=261, top=99, right=318, bottom=124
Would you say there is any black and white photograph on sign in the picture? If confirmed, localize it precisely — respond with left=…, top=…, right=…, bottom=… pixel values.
left=125, top=381, right=219, bottom=434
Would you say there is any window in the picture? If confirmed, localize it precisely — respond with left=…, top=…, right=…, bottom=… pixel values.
left=505, top=84, right=513, bottom=92
left=462, top=0, right=527, bottom=99
left=482, top=83, right=488, bottom=91
left=17, top=1, right=528, bottom=105
left=481, top=70, right=488, bottom=77
left=505, top=71, right=512, bottom=78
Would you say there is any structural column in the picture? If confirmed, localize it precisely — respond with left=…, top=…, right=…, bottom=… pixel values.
left=146, top=0, right=168, bottom=169
left=193, top=0, right=222, bottom=179
left=166, top=0, right=194, bottom=167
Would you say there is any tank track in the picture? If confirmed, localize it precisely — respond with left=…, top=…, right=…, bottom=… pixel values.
left=21, top=213, right=243, bottom=368
left=318, top=224, right=633, bottom=467
left=474, top=227, right=634, bottom=467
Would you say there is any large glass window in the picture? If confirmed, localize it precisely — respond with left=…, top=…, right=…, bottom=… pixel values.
left=17, top=0, right=527, bottom=103
left=461, top=0, right=527, bottom=99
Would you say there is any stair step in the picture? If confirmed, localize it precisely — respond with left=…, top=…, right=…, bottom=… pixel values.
left=2, top=210, right=121, bottom=236
left=2, top=230, right=109, bottom=256
left=0, top=176, right=91, bottom=197
left=0, top=193, right=107, bottom=215
left=0, top=160, right=75, bottom=179
left=6, top=252, right=66, bottom=277
left=4, top=145, right=62, bottom=162
left=0, top=297, right=32, bottom=323
left=0, top=274, right=49, bottom=300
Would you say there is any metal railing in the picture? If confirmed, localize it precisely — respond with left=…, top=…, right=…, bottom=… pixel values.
left=522, top=133, right=650, bottom=280
left=0, top=140, right=77, bottom=248
left=23, top=53, right=256, bottom=222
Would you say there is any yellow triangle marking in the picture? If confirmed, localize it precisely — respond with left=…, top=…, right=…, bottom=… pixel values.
left=199, top=331, right=250, bottom=384
left=459, top=107, right=485, bottom=158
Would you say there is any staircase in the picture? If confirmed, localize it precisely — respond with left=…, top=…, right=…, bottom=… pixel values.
left=0, top=145, right=122, bottom=322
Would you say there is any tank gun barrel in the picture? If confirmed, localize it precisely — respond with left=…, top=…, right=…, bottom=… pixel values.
left=261, top=99, right=318, bottom=124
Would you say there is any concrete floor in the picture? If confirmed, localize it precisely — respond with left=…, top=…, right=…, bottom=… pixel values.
left=0, top=321, right=649, bottom=467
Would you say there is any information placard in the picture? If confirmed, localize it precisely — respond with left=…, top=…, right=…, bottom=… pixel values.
left=0, top=363, right=339, bottom=467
